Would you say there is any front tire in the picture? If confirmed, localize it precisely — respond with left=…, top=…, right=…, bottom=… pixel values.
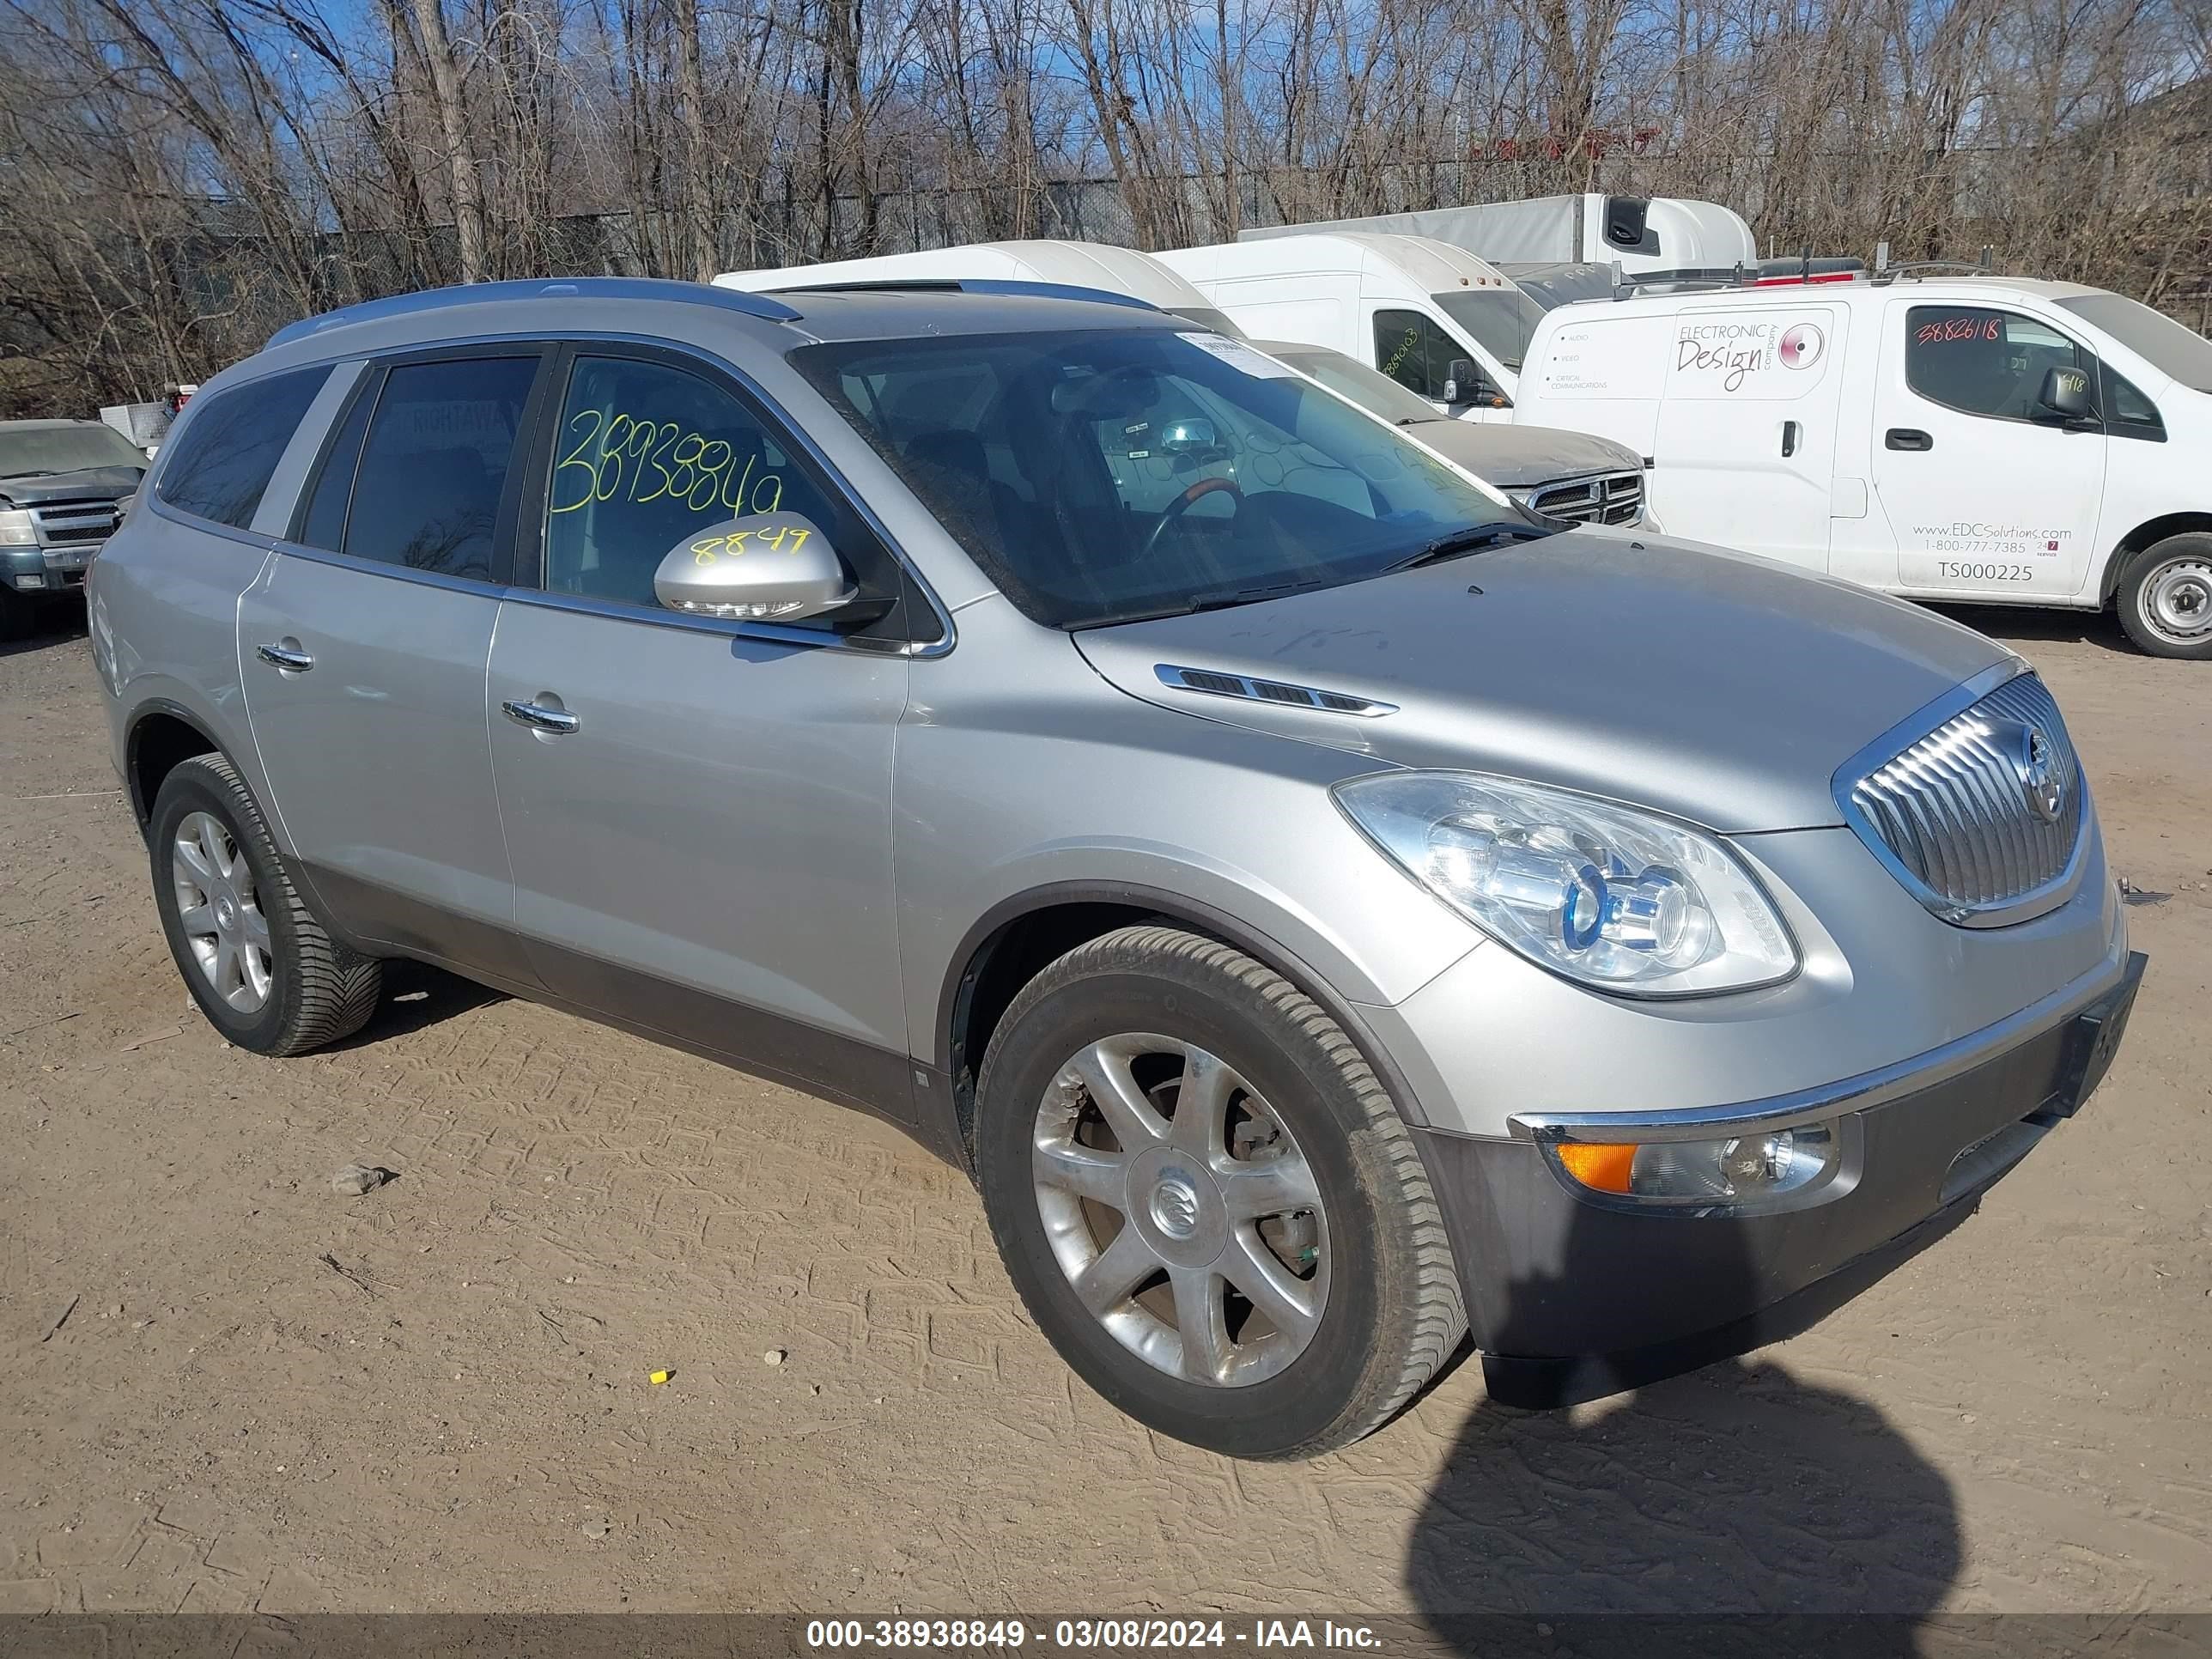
left=974, top=925, right=1466, bottom=1458
left=2117, top=534, right=2212, bottom=659
left=149, top=752, right=383, bottom=1055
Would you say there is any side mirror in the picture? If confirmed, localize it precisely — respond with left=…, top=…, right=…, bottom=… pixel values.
left=2037, top=365, right=2095, bottom=422
left=1443, top=357, right=1480, bottom=404
left=1159, top=416, right=1218, bottom=455
left=652, top=513, right=855, bottom=622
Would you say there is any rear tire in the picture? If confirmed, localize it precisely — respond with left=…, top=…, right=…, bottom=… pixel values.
left=974, top=924, right=1465, bottom=1459
left=149, top=752, right=383, bottom=1055
left=2116, top=534, right=2212, bottom=659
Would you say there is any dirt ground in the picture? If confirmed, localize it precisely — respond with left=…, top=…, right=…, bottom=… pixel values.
left=3, top=601, right=2208, bottom=1625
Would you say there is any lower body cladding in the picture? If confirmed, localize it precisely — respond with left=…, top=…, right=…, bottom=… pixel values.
left=1414, top=948, right=2146, bottom=1407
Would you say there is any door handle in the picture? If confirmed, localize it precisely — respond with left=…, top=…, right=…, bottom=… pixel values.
left=1885, top=428, right=1933, bottom=452
left=254, top=641, right=314, bottom=672
left=1781, top=420, right=1801, bottom=458
left=501, top=698, right=580, bottom=734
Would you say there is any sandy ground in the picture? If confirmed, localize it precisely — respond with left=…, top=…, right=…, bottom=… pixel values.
left=2, top=601, right=2208, bottom=1625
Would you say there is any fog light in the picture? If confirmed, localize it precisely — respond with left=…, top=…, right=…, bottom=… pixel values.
left=1552, top=1124, right=1838, bottom=1203
left=15, top=573, right=46, bottom=589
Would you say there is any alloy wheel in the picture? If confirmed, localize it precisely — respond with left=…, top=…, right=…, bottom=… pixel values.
left=171, top=810, right=275, bottom=1013
left=1031, top=1033, right=1328, bottom=1387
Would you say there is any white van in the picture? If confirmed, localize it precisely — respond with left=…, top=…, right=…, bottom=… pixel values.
left=1513, top=276, right=2212, bottom=658
left=1237, top=194, right=1759, bottom=286
left=1155, top=234, right=1543, bottom=422
left=716, top=240, right=1243, bottom=336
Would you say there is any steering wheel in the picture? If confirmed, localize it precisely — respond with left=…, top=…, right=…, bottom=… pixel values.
left=1141, top=475, right=1244, bottom=560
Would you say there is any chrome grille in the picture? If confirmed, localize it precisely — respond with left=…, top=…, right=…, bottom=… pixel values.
left=1528, top=470, right=1644, bottom=526
left=31, top=501, right=120, bottom=546
left=1839, top=672, right=2086, bottom=926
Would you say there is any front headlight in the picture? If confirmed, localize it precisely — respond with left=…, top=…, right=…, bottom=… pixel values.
left=1334, top=771, right=1798, bottom=996
left=0, top=508, right=38, bottom=546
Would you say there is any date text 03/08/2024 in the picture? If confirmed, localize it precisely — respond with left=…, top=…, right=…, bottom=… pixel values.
left=804, top=1620, right=1385, bottom=1650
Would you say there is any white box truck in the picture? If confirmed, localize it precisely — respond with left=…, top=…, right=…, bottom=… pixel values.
left=1154, top=234, right=1542, bottom=422
left=1512, top=272, right=2212, bottom=657
left=1237, top=195, right=1759, bottom=285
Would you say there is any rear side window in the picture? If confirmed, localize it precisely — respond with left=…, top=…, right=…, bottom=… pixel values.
left=1906, top=306, right=2084, bottom=422
left=295, top=377, right=377, bottom=552
left=155, top=366, right=331, bottom=528
left=342, top=356, right=538, bottom=580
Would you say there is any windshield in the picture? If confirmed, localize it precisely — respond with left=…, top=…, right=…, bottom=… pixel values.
left=796, top=327, right=1533, bottom=629
left=1431, top=288, right=1547, bottom=373
left=1264, top=345, right=1443, bottom=426
left=0, top=422, right=147, bottom=479
left=2056, top=293, right=2212, bottom=393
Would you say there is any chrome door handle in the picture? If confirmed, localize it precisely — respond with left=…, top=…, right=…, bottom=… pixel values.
left=255, top=642, right=314, bottom=672
left=501, top=698, right=580, bottom=734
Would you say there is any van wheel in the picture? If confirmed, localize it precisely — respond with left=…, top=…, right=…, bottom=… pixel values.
left=2117, top=535, right=2212, bottom=659
left=973, top=925, right=1466, bottom=1459
left=149, top=753, right=383, bottom=1056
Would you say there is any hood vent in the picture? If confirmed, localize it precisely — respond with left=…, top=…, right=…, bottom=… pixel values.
left=1154, top=664, right=1396, bottom=718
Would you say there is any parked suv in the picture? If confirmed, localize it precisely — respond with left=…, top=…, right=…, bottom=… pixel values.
left=94, top=278, right=2142, bottom=1459
left=0, top=417, right=148, bottom=638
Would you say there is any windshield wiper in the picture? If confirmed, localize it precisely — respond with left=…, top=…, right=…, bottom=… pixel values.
left=1181, top=577, right=1339, bottom=613
left=1384, top=522, right=1549, bottom=574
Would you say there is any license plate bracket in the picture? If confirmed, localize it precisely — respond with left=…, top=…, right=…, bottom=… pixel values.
left=2045, top=951, right=2147, bottom=1119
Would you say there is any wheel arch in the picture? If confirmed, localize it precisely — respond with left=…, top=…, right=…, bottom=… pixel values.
left=2101, top=514, right=2212, bottom=603
left=935, top=881, right=1433, bottom=1158
left=124, top=698, right=229, bottom=831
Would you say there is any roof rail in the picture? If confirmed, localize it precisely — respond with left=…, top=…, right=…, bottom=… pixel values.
left=756, top=276, right=1165, bottom=313
left=1608, top=260, right=1755, bottom=301
left=264, top=277, right=802, bottom=349
left=1869, top=243, right=1997, bottom=285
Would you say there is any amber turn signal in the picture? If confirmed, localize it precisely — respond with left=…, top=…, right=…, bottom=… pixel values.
left=1554, top=1140, right=1638, bottom=1194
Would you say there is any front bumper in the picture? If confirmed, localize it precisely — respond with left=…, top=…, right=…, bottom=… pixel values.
left=3, top=544, right=99, bottom=594
left=1415, top=949, right=2146, bottom=1407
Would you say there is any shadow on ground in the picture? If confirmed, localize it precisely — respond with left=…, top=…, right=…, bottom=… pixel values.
left=1930, top=600, right=2136, bottom=656
left=0, top=605, right=88, bottom=658
left=331, top=955, right=507, bottom=1048
left=1407, top=1158, right=1960, bottom=1650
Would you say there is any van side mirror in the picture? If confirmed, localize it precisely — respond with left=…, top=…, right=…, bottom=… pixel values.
left=2036, top=365, right=2095, bottom=423
left=1443, top=357, right=1480, bottom=405
left=652, top=513, right=856, bottom=622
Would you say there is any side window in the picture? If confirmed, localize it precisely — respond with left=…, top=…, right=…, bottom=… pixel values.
left=155, top=366, right=331, bottom=528
left=541, top=354, right=892, bottom=617
left=1374, top=310, right=1456, bottom=401
left=295, top=375, right=377, bottom=552
left=2103, top=362, right=2165, bottom=441
left=343, top=356, right=538, bottom=580
left=1906, top=306, right=2085, bottom=422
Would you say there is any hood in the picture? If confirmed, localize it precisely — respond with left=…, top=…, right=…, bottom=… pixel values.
left=1407, top=422, right=1640, bottom=490
left=0, top=466, right=145, bottom=507
left=1073, top=532, right=2013, bottom=833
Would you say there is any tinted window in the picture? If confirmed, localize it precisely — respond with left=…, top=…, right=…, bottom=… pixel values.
left=2104, top=362, right=2165, bottom=439
left=295, top=378, right=376, bottom=552
left=1906, top=306, right=2084, bottom=421
left=344, top=357, right=536, bottom=579
left=1374, top=310, right=1499, bottom=405
left=156, top=366, right=331, bottom=527
left=798, top=327, right=1533, bottom=629
left=544, top=355, right=889, bottom=612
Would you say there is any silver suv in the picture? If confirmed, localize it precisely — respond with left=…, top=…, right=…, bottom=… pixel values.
left=93, top=277, right=2143, bottom=1459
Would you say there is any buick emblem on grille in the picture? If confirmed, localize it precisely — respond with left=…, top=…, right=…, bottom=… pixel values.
left=2000, top=720, right=2066, bottom=823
